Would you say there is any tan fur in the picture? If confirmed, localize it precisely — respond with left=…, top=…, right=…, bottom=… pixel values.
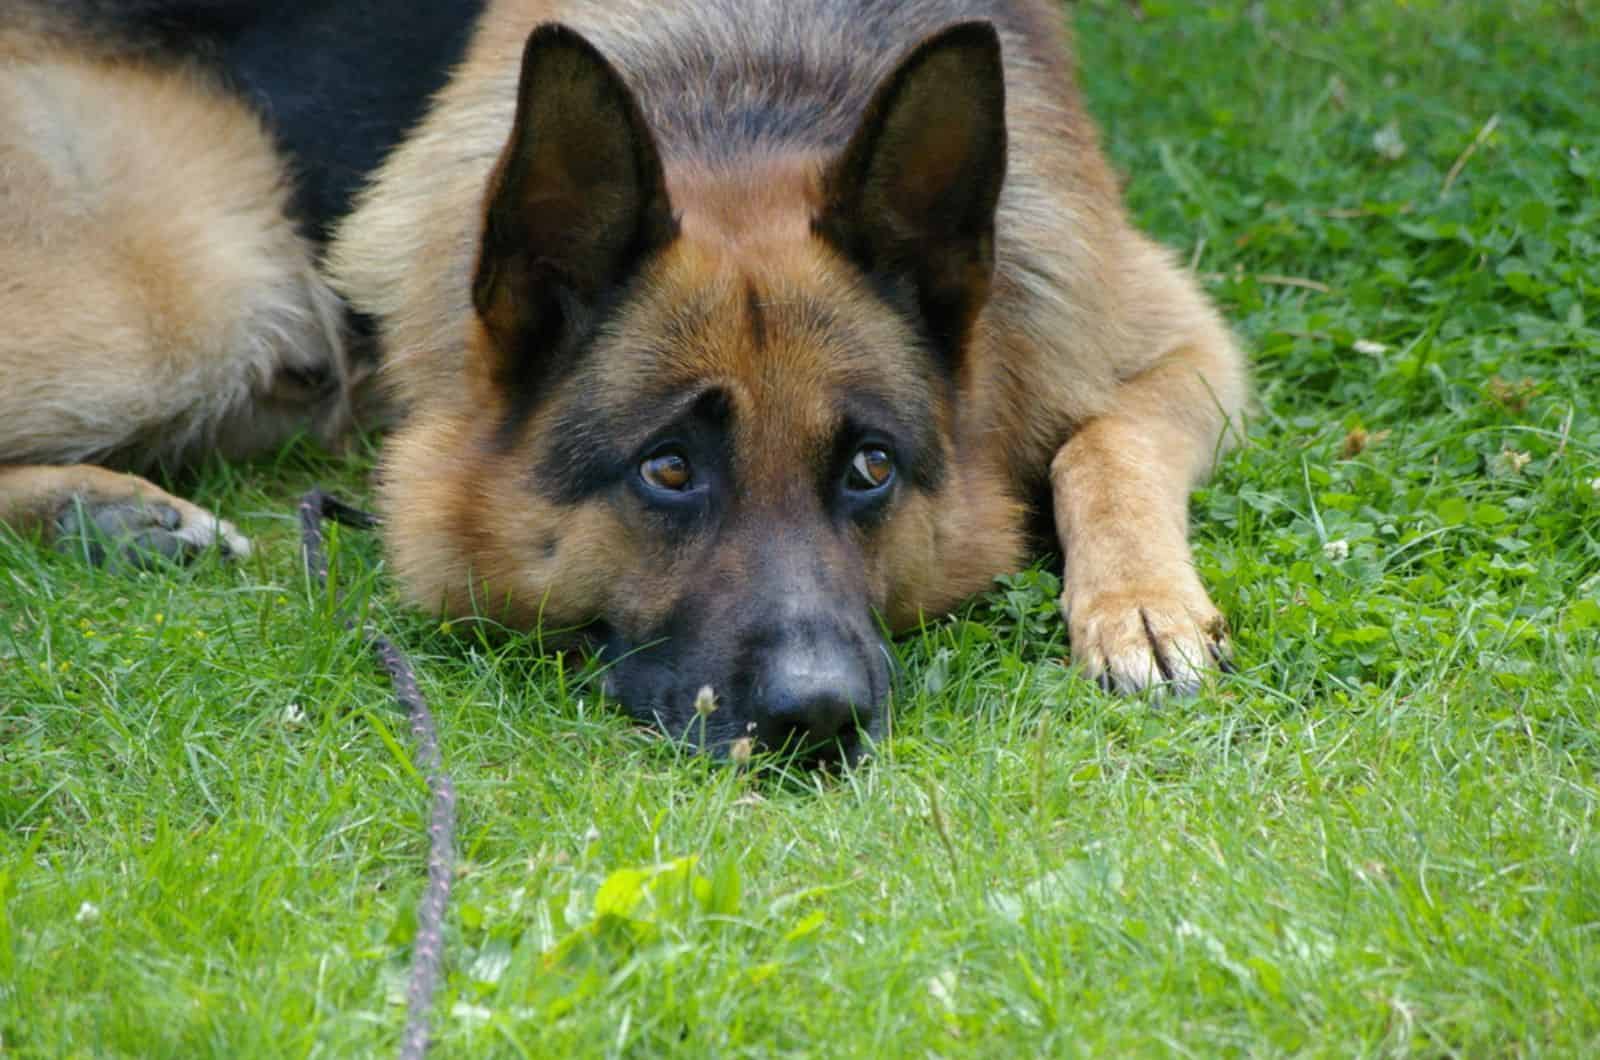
left=330, top=0, right=1247, bottom=693
left=0, top=39, right=350, bottom=554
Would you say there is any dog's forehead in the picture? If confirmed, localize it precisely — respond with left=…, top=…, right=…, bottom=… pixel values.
left=595, top=249, right=937, bottom=435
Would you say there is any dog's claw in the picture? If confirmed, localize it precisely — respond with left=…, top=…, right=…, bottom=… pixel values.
left=55, top=497, right=250, bottom=569
left=1063, top=584, right=1230, bottom=697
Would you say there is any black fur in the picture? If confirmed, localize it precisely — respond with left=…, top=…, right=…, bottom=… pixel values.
left=32, top=0, right=486, bottom=243
left=219, top=1, right=487, bottom=242
left=599, top=559, right=887, bottom=762
left=25, top=1, right=264, bottom=37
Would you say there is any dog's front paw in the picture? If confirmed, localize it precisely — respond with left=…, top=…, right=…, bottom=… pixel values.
left=55, top=494, right=251, bottom=569
left=1061, top=579, right=1231, bottom=696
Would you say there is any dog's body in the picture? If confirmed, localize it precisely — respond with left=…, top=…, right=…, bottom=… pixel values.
left=0, top=9, right=365, bottom=558
left=3, top=0, right=1247, bottom=755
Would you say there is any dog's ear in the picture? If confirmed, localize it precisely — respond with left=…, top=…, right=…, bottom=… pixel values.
left=473, top=24, right=676, bottom=391
left=815, top=21, right=1007, bottom=370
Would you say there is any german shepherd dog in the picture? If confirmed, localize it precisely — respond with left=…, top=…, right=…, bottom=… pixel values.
left=1, top=1, right=1248, bottom=759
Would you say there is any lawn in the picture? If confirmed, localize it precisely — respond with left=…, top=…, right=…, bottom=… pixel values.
left=3, top=0, right=1598, bottom=1055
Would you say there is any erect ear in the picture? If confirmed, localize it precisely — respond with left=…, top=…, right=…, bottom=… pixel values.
left=472, top=24, right=677, bottom=392
left=814, top=21, right=1007, bottom=369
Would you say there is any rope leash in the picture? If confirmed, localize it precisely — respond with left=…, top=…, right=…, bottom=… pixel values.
left=297, top=490, right=456, bottom=1060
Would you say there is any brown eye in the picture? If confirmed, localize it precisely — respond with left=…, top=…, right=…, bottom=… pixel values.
left=847, top=446, right=894, bottom=491
left=640, top=449, right=693, bottom=492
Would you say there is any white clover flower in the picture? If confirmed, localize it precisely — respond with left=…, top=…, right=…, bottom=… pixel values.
left=1323, top=539, right=1351, bottom=561
left=1372, top=121, right=1407, bottom=160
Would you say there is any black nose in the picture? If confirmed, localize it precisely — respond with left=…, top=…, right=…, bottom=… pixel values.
left=756, top=647, right=874, bottom=753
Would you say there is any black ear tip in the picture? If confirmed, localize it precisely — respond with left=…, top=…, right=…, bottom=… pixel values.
left=523, top=22, right=588, bottom=49
left=520, top=21, right=607, bottom=67
left=516, top=22, right=640, bottom=114
left=925, top=19, right=1003, bottom=61
left=896, top=20, right=1005, bottom=92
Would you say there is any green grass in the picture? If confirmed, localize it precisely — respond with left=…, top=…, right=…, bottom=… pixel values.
left=4, top=0, right=1599, bottom=1054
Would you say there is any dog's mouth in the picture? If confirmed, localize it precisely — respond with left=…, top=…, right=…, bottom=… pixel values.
left=592, top=675, right=877, bottom=769
left=585, top=619, right=889, bottom=768
left=638, top=692, right=876, bottom=768
left=728, top=721, right=870, bottom=771
left=807, top=724, right=868, bottom=770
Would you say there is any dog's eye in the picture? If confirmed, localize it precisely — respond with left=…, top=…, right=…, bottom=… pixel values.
left=846, top=446, right=894, bottom=491
left=640, top=448, right=693, bottom=492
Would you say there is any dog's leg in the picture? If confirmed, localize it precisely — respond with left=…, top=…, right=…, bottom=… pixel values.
left=0, top=47, right=354, bottom=567
left=1050, top=339, right=1240, bottom=695
left=0, top=464, right=250, bottom=566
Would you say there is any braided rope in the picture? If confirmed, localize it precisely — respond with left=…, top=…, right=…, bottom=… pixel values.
left=298, top=490, right=456, bottom=1060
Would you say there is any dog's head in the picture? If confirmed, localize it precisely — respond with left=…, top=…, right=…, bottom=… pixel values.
left=409, top=21, right=1025, bottom=760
